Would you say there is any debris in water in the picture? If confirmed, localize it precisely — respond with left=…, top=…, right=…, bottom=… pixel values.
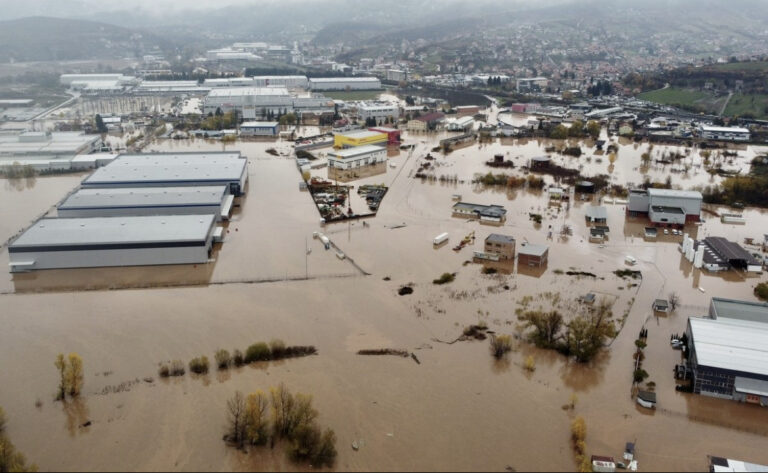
left=398, top=285, right=414, bottom=296
left=358, top=349, right=410, bottom=358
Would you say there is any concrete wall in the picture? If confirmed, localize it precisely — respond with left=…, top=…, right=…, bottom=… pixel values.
left=10, top=244, right=212, bottom=272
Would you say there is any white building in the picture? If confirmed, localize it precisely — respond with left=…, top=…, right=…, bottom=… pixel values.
left=0, top=131, right=101, bottom=161
left=135, top=81, right=209, bottom=95
left=327, top=145, right=387, bottom=170
left=309, top=77, right=382, bottom=91
left=627, top=188, right=703, bottom=224
left=386, top=69, right=407, bottom=82
left=358, top=103, right=400, bottom=125
left=240, top=121, right=280, bottom=136
left=445, top=116, right=475, bottom=132
left=8, top=215, right=218, bottom=272
left=516, top=77, right=549, bottom=92
left=203, top=76, right=309, bottom=89
left=203, top=87, right=334, bottom=118
left=58, top=186, right=233, bottom=220
left=82, top=152, right=248, bottom=196
left=699, top=125, right=750, bottom=142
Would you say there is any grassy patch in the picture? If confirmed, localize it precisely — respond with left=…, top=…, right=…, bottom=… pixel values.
left=638, top=87, right=711, bottom=107
left=723, top=94, right=768, bottom=119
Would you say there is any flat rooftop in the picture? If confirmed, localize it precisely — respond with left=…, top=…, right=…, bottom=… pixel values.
left=115, top=152, right=242, bottom=161
left=329, top=145, right=385, bottom=158
left=10, top=215, right=216, bottom=250
left=585, top=206, right=608, bottom=219
left=519, top=243, right=549, bottom=257
left=711, top=298, right=768, bottom=323
left=207, top=87, right=290, bottom=97
left=651, top=205, right=685, bottom=214
left=241, top=121, right=279, bottom=128
left=309, top=77, right=379, bottom=83
left=84, top=157, right=247, bottom=186
left=336, top=130, right=387, bottom=140
left=486, top=234, right=515, bottom=245
left=647, top=188, right=703, bottom=200
left=689, top=317, right=768, bottom=377
left=60, top=186, right=227, bottom=210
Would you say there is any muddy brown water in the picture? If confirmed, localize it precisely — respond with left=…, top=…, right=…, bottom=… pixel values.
left=0, top=132, right=767, bottom=471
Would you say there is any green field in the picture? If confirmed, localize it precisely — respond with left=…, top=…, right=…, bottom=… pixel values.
left=710, top=61, right=768, bottom=72
left=323, top=90, right=384, bottom=101
left=638, top=87, right=712, bottom=107
left=723, top=94, right=768, bottom=119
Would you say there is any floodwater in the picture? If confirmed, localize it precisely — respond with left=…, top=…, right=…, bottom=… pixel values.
left=0, top=130, right=767, bottom=471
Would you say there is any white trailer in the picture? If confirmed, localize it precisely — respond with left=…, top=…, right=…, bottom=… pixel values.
left=434, top=233, right=449, bottom=246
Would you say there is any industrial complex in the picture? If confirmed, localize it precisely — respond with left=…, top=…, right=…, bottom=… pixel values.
left=627, top=188, right=703, bottom=225
left=8, top=152, right=246, bottom=273
left=684, top=298, right=768, bottom=406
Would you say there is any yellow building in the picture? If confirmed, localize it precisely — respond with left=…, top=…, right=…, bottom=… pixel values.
left=334, top=130, right=388, bottom=148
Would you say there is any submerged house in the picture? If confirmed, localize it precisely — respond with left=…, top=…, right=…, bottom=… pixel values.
left=452, top=202, right=507, bottom=225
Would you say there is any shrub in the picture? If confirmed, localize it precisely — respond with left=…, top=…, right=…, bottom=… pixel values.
left=158, top=364, right=170, bottom=378
left=482, top=267, right=498, bottom=275
left=269, top=339, right=287, bottom=360
left=232, top=349, right=244, bottom=367
left=635, top=339, right=647, bottom=350
left=571, top=416, right=587, bottom=443
left=189, top=356, right=210, bottom=375
left=524, top=355, right=536, bottom=372
left=245, top=342, right=272, bottom=363
left=215, top=349, right=231, bottom=370
left=0, top=435, right=37, bottom=472
left=755, top=282, right=768, bottom=302
left=490, top=335, right=513, bottom=359
left=170, top=360, right=186, bottom=377
left=433, top=273, right=456, bottom=285
left=633, top=369, right=649, bottom=383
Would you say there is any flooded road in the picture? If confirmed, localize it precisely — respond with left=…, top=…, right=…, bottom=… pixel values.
left=0, top=131, right=767, bottom=471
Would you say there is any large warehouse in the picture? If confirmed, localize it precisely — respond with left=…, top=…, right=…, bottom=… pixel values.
left=82, top=152, right=248, bottom=196
left=58, top=186, right=233, bottom=220
left=685, top=298, right=768, bottom=406
left=240, top=121, right=280, bottom=136
left=627, top=188, right=702, bottom=225
left=8, top=215, right=218, bottom=272
left=327, top=145, right=387, bottom=182
left=202, top=87, right=333, bottom=118
left=308, top=77, right=382, bottom=91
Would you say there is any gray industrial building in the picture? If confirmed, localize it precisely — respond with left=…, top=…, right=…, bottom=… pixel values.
left=58, top=186, right=233, bottom=220
left=308, top=77, right=382, bottom=91
left=627, top=188, right=702, bottom=225
left=8, top=215, right=218, bottom=272
left=82, top=152, right=248, bottom=196
left=685, top=298, right=768, bottom=406
left=202, top=87, right=334, bottom=118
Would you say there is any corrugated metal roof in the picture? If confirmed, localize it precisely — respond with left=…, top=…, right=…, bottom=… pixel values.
left=84, top=154, right=246, bottom=185
left=486, top=234, right=515, bottom=244
left=328, top=145, right=385, bottom=158
left=711, top=298, right=768, bottom=323
left=10, top=215, right=216, bottom=248
left=60, top=186, right=227, bottom=210
left=585, top=206, right=608, bottom=220
left=647, top=188, right=703, bottom=199
left=689, top=317, right=768, bottom=377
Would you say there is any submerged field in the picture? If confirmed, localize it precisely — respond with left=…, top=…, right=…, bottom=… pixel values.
left=0, top=129, right=767, bottom=471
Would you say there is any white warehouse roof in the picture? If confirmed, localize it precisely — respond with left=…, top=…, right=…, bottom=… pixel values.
left=329, top=145, right=385, bottom=159
left=647, top=188, right=703, bottom=199
left=207, top=87, right=290, bottom=98
left=84, top=156, right=247, bottom=187
left=700, top=125, right=750, bottom=134
left=60, top=186, right=228, bottom=210
left=689, top=317, right=768, bottom=377
left=10, top=215, right=216, bottom=250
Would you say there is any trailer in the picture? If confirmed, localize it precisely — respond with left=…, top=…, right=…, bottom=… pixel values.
left=433, top=233, right=449, bottom=246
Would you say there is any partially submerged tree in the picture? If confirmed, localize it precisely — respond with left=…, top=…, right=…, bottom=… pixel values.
left=226, top=391, right=247, bottom=448
left=245, top=391, right=270, bottom=446
left=54, top=353, right=84, bottom=400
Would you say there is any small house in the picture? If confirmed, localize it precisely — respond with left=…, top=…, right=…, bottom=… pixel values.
left=530, top=155, right=551, bottom=169
left=585, top=206, right=608, bottom=224
left=637, top=390, right=657, bottom=409
left=518, top=243, right=549, bottom=267
left=591, top=456, right=617, bottom=473
left=653, top=299, right=670, bottom=313
left=484, top=234, right=516, bottom=260
left=590, top=227, right=608, bottom=243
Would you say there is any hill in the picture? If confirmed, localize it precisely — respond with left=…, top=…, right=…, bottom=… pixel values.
left=0, top=17, right=172, bottom=63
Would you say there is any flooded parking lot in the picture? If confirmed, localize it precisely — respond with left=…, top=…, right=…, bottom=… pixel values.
left=0, top=130, right=767, bottom=471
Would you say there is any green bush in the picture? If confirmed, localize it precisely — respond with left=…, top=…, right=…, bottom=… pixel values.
left=170, top=360, right=185, bottom=377
left=245, top=343, right=272, bottom=363
left=232, top=349, right=244, bottom=367
left=189, top=356, right=210, bottom=375
left=215, top=349, right=231, bottom=370
left=269, top=339, right=286, bottom=359
left=633, top=369, right=649, bottom=383
left=491, top=335, right=513, bottom=359
left=755, top=282, right=768, bottom=302
left=433, top=273, right=456, bottom=285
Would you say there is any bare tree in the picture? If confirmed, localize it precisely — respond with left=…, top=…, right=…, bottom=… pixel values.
left=669, top=292, right=680, bottom=312
left=226, top=391, right=247, bottom=447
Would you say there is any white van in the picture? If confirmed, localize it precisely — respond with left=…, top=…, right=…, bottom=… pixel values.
left=433, top=233, right=449, bottom=246
left=625, top=255, right=637, bottom=266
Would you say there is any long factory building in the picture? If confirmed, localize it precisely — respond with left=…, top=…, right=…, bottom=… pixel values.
left=58, top=186, right=234, bottom=220
left=9, top=215, right=218, bottom=272
left=82, top=152, right=248, bottom=196
left=8, top=151, right=247, bottom=273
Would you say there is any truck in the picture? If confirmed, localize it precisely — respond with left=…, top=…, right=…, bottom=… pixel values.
left=433, top=232, right=449, bottom=246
